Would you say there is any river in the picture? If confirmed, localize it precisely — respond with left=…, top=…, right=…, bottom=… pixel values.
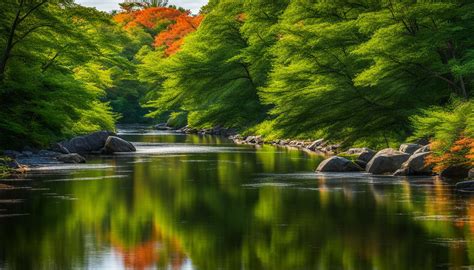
left=0, top=126, right=472, bottom=269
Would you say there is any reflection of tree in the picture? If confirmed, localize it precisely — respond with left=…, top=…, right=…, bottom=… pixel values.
left=1, top=143, right=473, bottom=269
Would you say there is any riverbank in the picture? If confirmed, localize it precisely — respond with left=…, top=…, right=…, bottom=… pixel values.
left=0, top=131, right=137, bottom=178
left=174, top=125, right=473, bottom=181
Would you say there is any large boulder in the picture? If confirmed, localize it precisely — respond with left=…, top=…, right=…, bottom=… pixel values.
left=440, top=165, right=471, bottom=179
left=399, top=143, right=422, bottom=155
left=60, top=131, right=115, bottom=154
left=57, top=153, right=86, bottom=164
left=402, top=152, right=434, bottom=175
left=366, top=148, right=410, bottom=175
left=316, top=156, right=362, bottom=172
left=103, top=136, right=136, bottom=154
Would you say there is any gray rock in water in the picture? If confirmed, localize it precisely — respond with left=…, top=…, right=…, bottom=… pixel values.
left=60, top=131, right=115, bottom=154
left=469, top=168, right=474, bottom=179
left=307, top=139, right=325, bottom=151
left=103, top=136, right=136, bottom=154
left=354, top=159, right=368, bottom=170
left=393, top=168, right=409, bottom=176
left=316, top=156, right=362, bottom=172
left=366, top=148, right=410, bottom=175
left=402, top=152, right=433, bottom=175
left=57, top=153, right=86, bottom=164
left=343, top=148, right=376, bottom=163
left=455, top=181, right=474, bottom=192
left=399, top=143, right=422, bottom=155
left=440, top=165, right=471, bottom=179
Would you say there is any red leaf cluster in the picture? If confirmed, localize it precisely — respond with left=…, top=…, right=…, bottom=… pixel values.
left=114, top=7, right=183, bottom=30
left=154, top=14, right=204, bottom=56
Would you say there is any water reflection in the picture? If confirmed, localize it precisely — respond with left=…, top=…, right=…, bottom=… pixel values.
left=0, top=128, right=472, bottom=269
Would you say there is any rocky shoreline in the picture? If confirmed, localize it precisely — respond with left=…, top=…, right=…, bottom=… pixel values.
left=1, top=131, right=136, bottom=176
left=172, top=125, right=473, bottom=181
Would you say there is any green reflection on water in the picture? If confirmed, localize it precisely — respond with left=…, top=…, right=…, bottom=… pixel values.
left=0, top=131, right=472, bottom=269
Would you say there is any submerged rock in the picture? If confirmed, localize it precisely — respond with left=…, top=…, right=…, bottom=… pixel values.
left=455, top=181, right=474, bottom=192
left=316, top=156, right=362, bottom=172
left=103, top=136, right=136, bottom=154
left=60, top=131, right=115, bottom=154
left=366, top=148, right=410, bottom=175
left=57, top=153, right=86, bottom=164
left=399, top=143, right=422, bottom=155
left=440, top=165, right=471, bottom=179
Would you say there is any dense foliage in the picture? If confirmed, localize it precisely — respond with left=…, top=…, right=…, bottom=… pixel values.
left=0, top=0, right=472, bottom=165
left=0, top=0, right=123, bottom=147
left=141, top=0, right=473, bottom=153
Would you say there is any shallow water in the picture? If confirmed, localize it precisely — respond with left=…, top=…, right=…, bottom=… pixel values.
left=0, top=127, right=472, bottom=269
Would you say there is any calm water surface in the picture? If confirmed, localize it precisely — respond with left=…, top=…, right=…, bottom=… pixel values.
left=0, top=127, right=473, bottom=269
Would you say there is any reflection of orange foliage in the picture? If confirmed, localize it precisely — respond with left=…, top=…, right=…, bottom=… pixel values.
left=111, top=224, right=187, bottom=270
left=113, top=7, right=184, bottom=30
left=426, top=136, right=474, bottom=173
left=118, top=240, right=158, bottom=270
left=154, top=14, right=204, bottom=56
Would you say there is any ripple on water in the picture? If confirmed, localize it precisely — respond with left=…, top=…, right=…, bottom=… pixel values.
left=44, top=175, right=129, bottom=182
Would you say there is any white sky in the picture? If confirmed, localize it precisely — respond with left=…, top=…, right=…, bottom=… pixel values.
left=75, top=0, right=208, bottom=13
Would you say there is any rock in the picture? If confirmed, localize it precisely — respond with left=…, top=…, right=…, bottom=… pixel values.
left=245, top=136, right=263, bottom=145
left=38, top=150, right=61, bottom=157
left=470, top=168, right=474, bottom=179
left=440, top=165, right=471, bottom=179
left=354, top=159, right=368, bottom=170
left=103, top=136, right=136, bottom=154
left=413, top=144, right=431, bottom=155
left=399, top=143, right=422, bottom=155
left=343, top=148, right=376, bottom=163
left=50, top=143, right=70, bottom=154
left=57, top=154, right=86, bottom=164
left=402, top=152, right=433, bottom=175
left=455, top=181, right=474, bottom=192
left=60, top=131, right=115, bottom=154
left=155, top=123, right=171, bottom=130
left=366, top=148, right=410, bottom=175
left=316, top=156, right=363, bottom=172
left=393, top=168, right=409, bottom=176
left=307, top=139, right=325, bottom=151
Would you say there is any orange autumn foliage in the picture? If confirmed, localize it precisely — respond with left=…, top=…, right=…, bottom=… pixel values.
left=426, top=136, right=474, bottom=173
left=154, top=14, right=203, bottom=56
left=113, top=7, right=183, bottom=30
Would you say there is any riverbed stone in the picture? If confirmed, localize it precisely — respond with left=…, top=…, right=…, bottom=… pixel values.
left=399, top=143, right=422, bottom=155
left=307, top=139, right=325, bottom=151
left=103, top=136, right=136, bottom=154
left=60, top=131, right=115, bottom=154
left=57, top=153, right=86, bottom=164
left=343, top=148, right=376, bottom=163
left=455, top=181, right=474, bottom=192
left=366, top=148, right=410, bottom=175
left=316, top=156, right=362, bottom=172
left=402, top=152, right=433, bottom=175
left=440, top=165, right=471, bottom=179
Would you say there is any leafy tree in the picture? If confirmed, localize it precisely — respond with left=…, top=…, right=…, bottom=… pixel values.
left=0, top=2, right=119, bottom=147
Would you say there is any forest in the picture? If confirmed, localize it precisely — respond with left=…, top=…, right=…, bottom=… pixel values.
left=0, top=0, right=472, bottom=171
